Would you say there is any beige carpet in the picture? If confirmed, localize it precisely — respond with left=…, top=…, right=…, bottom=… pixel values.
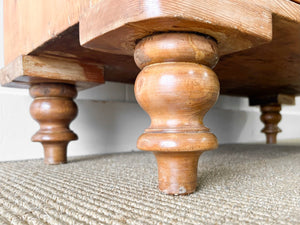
left=0, top=144, right=299, bottom=225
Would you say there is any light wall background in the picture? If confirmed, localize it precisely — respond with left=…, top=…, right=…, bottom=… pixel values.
left=0, top=0, right=299, bottom=161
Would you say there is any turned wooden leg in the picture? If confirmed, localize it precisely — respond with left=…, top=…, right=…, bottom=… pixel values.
left=134, top=33, right=220, bottom=195
left=260, top=104, right=282, bottom=144
left=29, top=83, right=78, bottom=164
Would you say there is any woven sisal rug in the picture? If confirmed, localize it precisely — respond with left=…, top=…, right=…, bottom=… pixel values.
left=0, top=144, right=299, bottom=224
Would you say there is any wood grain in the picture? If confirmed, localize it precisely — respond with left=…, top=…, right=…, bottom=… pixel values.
left=251, top=0, right=300, bottom=21
left=215, top=14, right=300, bottom=96
left=3, top=0, right=103, bottom=65
left=18, top=17, right=300, bottom=97
left=3, top=0, right=300, bottom=97
left=30, top=24, right=140, bottom=84
left=0, top=55, right=105, bottom=90
left=30, top=83, right=78, bottom=164
left=134, top=33, right=219, bottom=194
left=80, top=0, right=272, bottom=56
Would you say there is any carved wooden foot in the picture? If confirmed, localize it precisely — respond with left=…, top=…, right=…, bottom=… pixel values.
left=79, top=0, right=271, bottom=194
left=29, top=83, right=78, bottom=164
left=134, top=33, right=220, bottom=195
left=260, top=104, right=282, bottom=144
left=250, top=94, right=295, bottom=144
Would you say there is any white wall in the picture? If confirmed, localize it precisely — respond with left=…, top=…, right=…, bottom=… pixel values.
left=0, top=0, right=299, bottom=161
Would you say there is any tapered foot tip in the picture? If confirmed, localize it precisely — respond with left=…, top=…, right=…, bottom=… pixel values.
left=154, top=151, right=201, bottom=195
left=43, top=143, right=68, bottom=165
left=44, top=157, right=67, bottom=165
left=159, top=184, right=196, bottom=195
left=44, top=161, right=67, bottom=165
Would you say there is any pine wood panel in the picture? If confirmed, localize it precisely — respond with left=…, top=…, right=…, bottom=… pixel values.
left=3, top=0, right=102, bottom=65
left=80, top=0, right=272, bottom=56
left=215, top=14, right=300, bottom=96
left=2, top=0, right=300, bottom=96
left=29, top=25, right=140, bottom=84
left=0, top=55, right=105, bottom=90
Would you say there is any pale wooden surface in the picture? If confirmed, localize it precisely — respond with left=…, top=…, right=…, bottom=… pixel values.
left=80, top=0, right=272, bottom=56
left=3, top=0, right=102, bottom=65
left=252, top=0, right=300, bottom=22
left=27, top=25, right=140, bottom=84
left=215, top=13, right=300, bottom=96
left=5, top=0, right=299, bottom=65
left=0, top=55, right=105, bottom=90
left=2, top=0, right=300, bottom=97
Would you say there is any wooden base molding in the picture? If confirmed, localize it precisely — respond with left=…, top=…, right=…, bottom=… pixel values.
left=260, top=104, right=282, bottom=144
left=29, top=83, right=78, bottom=164
left=134, top=33, right=219, bottom=195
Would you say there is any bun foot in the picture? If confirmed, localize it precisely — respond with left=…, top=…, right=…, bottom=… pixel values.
left=30, top=83, right=78, bottom=164
left=260, top=104, right=282, bottom=144
left=134, top=33, right=220, bottom=194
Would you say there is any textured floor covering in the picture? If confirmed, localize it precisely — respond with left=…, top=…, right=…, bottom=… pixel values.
left=0, top=144, right=299, bottom=225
